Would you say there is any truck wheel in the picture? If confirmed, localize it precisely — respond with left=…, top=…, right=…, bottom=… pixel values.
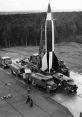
left=15, top=72, right=18, bottom=77
left=11, top=69, right=13, bottom=74
left=2, top=66, right=5, bottom=69
left=32, top=80, right=36, bottom=86
left=74, top=89, right=77, bottom=93
left=46, top=88, right=50, bottom=93
left=67, top=89, right=70, bottom=94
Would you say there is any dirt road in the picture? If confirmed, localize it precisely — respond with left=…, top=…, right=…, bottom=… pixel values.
left=0, top=67, right=73, bottom=117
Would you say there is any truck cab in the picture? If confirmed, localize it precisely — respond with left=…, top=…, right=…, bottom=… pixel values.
left=0, top=56, right=12, bottom=68
left=62, top=78, right=78, bottom=93
left=30, top=73, right=57, bottom=92
left=53, top=73, right=78, bottom=93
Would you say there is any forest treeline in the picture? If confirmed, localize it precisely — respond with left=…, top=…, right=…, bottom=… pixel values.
left=0, top=11, right=82, bottom=48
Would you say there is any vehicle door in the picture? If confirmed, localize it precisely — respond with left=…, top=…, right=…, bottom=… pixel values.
left=0, top=57, right=2, bottom=65
left=41, top=79, right=46, bottom=88
left=2, top=59, right=5, bottom=66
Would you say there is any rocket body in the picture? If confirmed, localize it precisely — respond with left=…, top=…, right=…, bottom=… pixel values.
left=45, top=7, right=54, bottom=52
left=41, top=4, right=59, bottom=72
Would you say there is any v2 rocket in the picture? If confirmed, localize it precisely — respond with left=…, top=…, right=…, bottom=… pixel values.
left=41, top=4, right=59, bottom=72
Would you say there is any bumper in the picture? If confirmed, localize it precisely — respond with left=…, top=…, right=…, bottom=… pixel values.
left=64, top=87, right=77, bottom=93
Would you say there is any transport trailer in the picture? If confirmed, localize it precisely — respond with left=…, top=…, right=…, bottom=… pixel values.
left=53, top=73, right=78, bottom=93
left=9, top=63, right=31, bottom=82
left=13, top=57, right=29, bottom=66
left=28, top=53, right=41, bottom=72
left=0, top=56, right=12, bottom=68
left=28, top=53, right=70, bottom=77
left=29, top=73, right=57, bottom=93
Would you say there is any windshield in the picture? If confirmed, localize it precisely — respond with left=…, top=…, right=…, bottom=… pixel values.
left=47, top=80, right=54, bottom=85
left=5, top=58, right=12, bottom=63
left=67, top=79, right=73, bottom=82
left=5, top=58, right=11, bottom=61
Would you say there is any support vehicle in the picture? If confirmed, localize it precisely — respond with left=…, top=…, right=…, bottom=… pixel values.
left=0, top=56, right=12, bottom=68
left=29, top=73, right=57, bottom=92
left=53, top=73, right=78, bottom=93
left=10, top=63, right=31, bottom=81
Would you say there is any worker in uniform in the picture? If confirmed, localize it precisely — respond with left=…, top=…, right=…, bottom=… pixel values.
left=26, top=87, right=31, bottom=104
left=80, top=112, right=82, bottom=117
left=26, top=87, right=33, bottom=107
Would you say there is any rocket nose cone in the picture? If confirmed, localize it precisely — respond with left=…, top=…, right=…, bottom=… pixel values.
left=47, top=3, right=51, bottom=13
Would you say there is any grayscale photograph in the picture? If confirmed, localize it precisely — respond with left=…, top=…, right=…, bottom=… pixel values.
left=0, top=0, right=82, bottom=117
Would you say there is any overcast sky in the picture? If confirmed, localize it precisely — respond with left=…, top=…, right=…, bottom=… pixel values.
left=0, top=0, right=82, bottom=12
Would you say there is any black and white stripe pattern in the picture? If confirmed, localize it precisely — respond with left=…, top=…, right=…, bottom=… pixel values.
left=41, top=51, right=58, bottom=72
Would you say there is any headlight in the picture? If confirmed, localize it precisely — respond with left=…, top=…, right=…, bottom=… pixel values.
left=48, top=86, right=52, bottom=89
left=58, top=83, right=61, bottom=86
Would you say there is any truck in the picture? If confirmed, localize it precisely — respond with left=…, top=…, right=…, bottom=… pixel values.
left=0, top=56, right=12, bottom=68
left=10, top=63, right=31, bottom=81
left=53, top=73, right=78, bottom=93
left=29, top=73, right=57, bottom=93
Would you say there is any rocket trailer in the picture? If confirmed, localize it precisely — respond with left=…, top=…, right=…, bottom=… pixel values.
left=27, top=62, right=39, bottom=73
left=13, top=57, right=29, bottom=67
left=28, top=53, right=69, bottom=76
left=28, top=53, right=41, bottom=73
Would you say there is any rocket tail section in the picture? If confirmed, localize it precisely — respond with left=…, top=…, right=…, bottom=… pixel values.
left=52, top=52, right=59, bottom=71
left=41, top=51, right=59, bottom=72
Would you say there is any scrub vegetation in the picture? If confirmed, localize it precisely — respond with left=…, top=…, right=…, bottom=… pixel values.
left=0, top=12, right=82, bottom=47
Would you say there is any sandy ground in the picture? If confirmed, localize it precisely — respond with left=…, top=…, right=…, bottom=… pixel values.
left=0, top=68, right=73, bottom=117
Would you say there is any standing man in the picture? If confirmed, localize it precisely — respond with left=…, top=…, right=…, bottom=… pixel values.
left=26, top=87, right=31, bottom=104
left=26, top=86, right=33, bottom=107
left=80, top=112, right=82, bottom=117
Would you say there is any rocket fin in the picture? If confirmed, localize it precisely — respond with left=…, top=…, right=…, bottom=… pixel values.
left=41, top=53, right=48, bottom=71
left=52, top=52, right=59, bottom=71
left=41, top=51, right=59, bottom=72
left=49, top=52, right=52, bottom=72
left=48, top=52, right=59, bottom=72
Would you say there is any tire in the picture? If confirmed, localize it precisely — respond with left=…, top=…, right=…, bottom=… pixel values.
left=32, top=80, right=36, bottom=86
left=11, top=69, right=13, bottom=74
left=66, top=89, right=70, bottom=94
left=46, top=88, right=50, bottom=93
left=30, top=99, right=33, bottom=107
left=2, top=65, right=5, bottom=69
